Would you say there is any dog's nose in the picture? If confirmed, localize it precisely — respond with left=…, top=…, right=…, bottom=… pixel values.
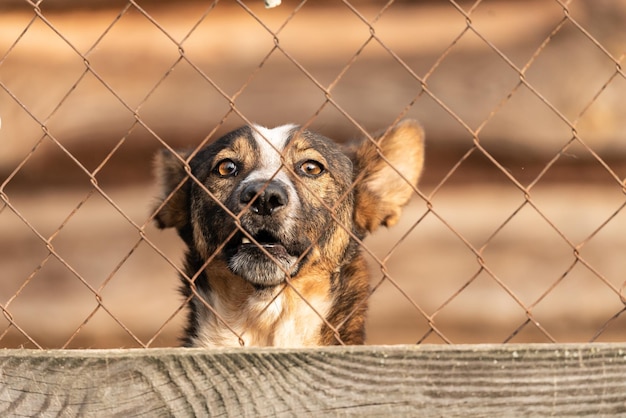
left=240, top=181, right=288, bottom=216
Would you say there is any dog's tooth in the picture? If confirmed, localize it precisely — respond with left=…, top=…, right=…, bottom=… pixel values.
left=242, top=237, right=251, bottom=244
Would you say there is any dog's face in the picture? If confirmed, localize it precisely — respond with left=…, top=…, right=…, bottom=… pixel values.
left=153, top=120, right=424, bottom=346
left=160, top=124, right=356, bottom=288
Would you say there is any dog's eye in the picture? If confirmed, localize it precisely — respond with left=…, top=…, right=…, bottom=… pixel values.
left=215, top=159, right=238, bottom=177
left=299, top=160, right=324, bottom=177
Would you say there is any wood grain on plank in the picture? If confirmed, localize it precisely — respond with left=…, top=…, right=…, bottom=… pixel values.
left=0, top=344, right=625, bottom=416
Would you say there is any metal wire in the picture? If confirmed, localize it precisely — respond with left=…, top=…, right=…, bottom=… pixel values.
left=0, top=0, right=624, bottom=348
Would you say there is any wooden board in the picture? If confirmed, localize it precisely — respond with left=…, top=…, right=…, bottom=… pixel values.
left=1, top=344, right=625, bottom=416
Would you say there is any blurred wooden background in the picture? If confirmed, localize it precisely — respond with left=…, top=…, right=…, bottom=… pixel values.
left=1, top=0, right=625, bottom=348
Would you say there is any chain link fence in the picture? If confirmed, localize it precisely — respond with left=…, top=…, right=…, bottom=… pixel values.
left=1, top=0, right=625, bottom=349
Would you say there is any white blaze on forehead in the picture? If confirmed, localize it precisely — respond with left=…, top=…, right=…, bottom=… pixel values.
left=249, top=123, right=298, bottom=180
left=244, top=123, right=301, bottom=218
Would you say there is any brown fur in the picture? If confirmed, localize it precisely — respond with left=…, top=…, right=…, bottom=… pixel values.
left=352, top=120, right=425, bottom=233
left=153, top=120, right=424, bottom=347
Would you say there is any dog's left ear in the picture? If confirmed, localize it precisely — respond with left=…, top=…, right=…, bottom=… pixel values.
left=351, top=119, right=425, bottom=233
left=152, top=149, right=191, bottom=230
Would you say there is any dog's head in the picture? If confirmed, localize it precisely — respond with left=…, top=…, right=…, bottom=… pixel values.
left=153, top=120, right=424, bottom=289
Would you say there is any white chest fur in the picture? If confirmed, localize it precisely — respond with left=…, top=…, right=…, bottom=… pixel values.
left=191, top=285, right=331, bottom=348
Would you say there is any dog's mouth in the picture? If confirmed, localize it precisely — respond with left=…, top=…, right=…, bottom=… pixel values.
left=225, top=228, right=302, bottom=287
left=238, top=230, right=291, bottom=259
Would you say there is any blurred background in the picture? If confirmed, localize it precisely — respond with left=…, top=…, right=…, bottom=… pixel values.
left=1, top=0, right=625, bottom=348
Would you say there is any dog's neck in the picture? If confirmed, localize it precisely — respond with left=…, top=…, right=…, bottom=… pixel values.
left=185, top=258, right=333, bottom=348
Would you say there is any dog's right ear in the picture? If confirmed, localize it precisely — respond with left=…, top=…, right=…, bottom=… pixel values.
left=350, top=119, right=425, bottom=234
left=153, top=149, right=190, bottom=229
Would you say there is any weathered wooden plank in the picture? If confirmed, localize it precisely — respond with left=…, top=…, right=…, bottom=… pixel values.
left=0, top=344, right=625, bottom=417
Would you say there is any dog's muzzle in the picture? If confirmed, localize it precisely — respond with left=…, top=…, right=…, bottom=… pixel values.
left=240, top=180, right=288, bottom=216
left=225, top=180, right=304, bottom=288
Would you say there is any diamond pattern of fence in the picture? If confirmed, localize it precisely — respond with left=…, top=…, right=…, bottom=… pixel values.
left=0, top=0, right=625, bottom=348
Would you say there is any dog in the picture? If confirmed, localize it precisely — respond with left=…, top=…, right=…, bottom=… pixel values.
left=152, top=119, right=424, bottom=347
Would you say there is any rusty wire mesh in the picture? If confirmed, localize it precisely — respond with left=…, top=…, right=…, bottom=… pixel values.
left=0, top=0, right=625, bottom=349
